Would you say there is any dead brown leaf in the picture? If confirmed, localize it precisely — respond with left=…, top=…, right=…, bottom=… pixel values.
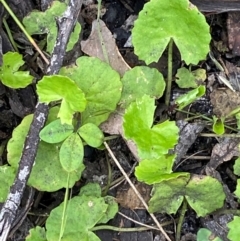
left=81, top=19, right=130, bottom=76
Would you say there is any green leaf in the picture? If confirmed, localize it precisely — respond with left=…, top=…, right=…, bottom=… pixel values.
left=59, top=56, right=122, bottom=125
left=7, top=114, right=84, bottom=191
left=234, top=179, right=240, bottom=199
left=197, top=228, right=223, bottom=241
left=119, top=66, right=165, bottom=108
left=0, top=165, right=15, bottom=202
left=60, top=133, right=84, bottom=172
left=26, top=227, right=47, bottom=241
left=212, top=116, right=225, bottom=135
left=23, top=1, right=81, bottom=53
left=132, top=0, right=210, bottom=65
left=79, top=183, right=102, bottom=198
left=185, top=175, right=225, bottom=216
left=233, top=157, right=240, bottom=176
left=78, top=123, right=104, bottom=148
left=149, top=175, right=225, bottom=216
left=46, top=193, right=109, bottom=241
left=135, top=155, right=189, bottom=184
left=0, top=52, right=33, bottom=88
left=123, top=95, right=179, bottom=160
left=227, top=216, right=240, bottom=241
left=149, top=176, right=189, bottom=214
left=40, top=119, right=74, bottom=143
left=175, top=85, right=206, bottom=109
left=176, top=67, right=198, bottom=88
left=37, top=75, right=86, bottom=125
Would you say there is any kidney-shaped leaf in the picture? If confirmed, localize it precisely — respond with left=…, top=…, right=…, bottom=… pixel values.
left=123, top=95, right=179, bottom=160
left=60, top=56, right=122, bottom=125
left=0, top=52, right=33, bottom=88
left=132, top=0, right=211, bottom=65
left=37, top=75, right=86, bottom=125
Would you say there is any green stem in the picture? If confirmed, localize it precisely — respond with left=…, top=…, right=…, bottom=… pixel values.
left=91, top=220, right=173, bottom=232
left=59, top=174, right=70, bottom=241
left=176, top=198, right=188, bottom=241
left=0, top=0, right=49, bottom=64
left=165, top=38, right=173, bottom=106
left=3, top=18, right=18, bottom=52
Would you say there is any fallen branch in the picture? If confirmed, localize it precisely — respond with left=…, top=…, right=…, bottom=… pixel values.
left=0, top=0, right=83, bottom=239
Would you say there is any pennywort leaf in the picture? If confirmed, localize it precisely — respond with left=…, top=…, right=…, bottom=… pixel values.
left=0, top=52, right=33, bottom=88
left=132, top=0, right=211, bottom=65
left=37, top=75, right=87, bottom=125
left=123, top=95, right=179, bottom=160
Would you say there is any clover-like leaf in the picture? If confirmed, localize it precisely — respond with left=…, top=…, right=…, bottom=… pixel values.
left=60, top=133, right=84, bottom=172
left=119, top=66, right=165, bottom=108
left=23, top=1, right=81, bottom=53
left=149, top=175, right=225, bottom=217
left=78, top=123, right=104, bottom=148
left=60, top=56, right=122, bottom=125
left=7, top=113, right=84, bottom=191
left=123, top=95, right=179, bottom=160
left=132, top=0, right=211, bottom=65
left=40, top=119, right=74, bottom=143
left=197, top=228, right=223, bottom=241
left=135, top=155, right=189, bottom=184
left=37, top=75, right=86, bottom=125
left=0, top=52, right=33, bottom=88
left=233, top=157, right=240, bottom=176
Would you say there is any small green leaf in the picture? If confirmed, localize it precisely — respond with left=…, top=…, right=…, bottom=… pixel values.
left=79, top=183, right=102, bottom=198
left=233, top=157, right=240, bottom=176
left=132, top=0, right=210, bottom=65
left=23, top=1, right=81, bottom=53
left=40, top=119, right=74, bottom=143
left=37, top=75, right=86, bottom=125
left=119, top=66, right=165, bottom=108
left=60, top=133, right=84, bottom=172
left=176, top=67, right=197, bottom=88
left=98, top=196, right=119, bottom=224
left=175, top=85, right=206, bottom=109
left=212, top=116, right=225, bottom=135
left=78, top=123, right=104, bottom=148
left=0, top=165, right=15, bottom=202
left=227, top=216, right=240, bottom=241
left=0, top=52, right=33, bottom=88
left=197, top=228, right=223, bottom=241
left=234, top=179, right=240, bottom=199
left=60, top=56, right=122, bottom=125
left=123, top=95, right=179, bottom=160
left=26, top=227, right=47, bottom=241
left=135, top=155, right=189, bottom=184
